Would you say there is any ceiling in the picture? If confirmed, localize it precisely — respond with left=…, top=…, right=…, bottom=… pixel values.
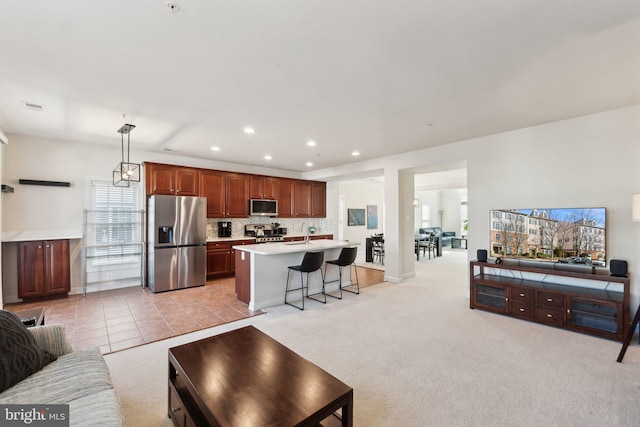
left=0, top=1, right=639, bottom=172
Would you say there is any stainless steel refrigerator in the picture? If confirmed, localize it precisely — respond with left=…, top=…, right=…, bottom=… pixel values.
left=147, top=195, right=207, bottom=293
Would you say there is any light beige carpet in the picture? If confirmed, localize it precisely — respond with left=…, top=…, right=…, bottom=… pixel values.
left=105, top=250, right=640, bottom=426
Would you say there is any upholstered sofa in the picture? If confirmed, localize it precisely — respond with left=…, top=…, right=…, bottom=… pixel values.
left=0, top=321, right=124, bottom=426
left=419, top=227, right=456, bottom=246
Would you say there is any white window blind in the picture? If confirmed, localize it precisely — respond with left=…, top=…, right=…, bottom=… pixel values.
left=87, top=180, right=141, bottom=265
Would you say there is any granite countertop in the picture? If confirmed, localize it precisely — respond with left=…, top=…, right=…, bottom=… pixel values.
left=2, top=229, right=84, bottom=242
left=233, top=239, right=356, bottom=255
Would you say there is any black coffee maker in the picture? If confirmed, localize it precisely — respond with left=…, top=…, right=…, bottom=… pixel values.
left=218, top=221, right=232, bottom=237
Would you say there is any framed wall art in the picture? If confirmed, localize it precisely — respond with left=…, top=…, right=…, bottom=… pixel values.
left=348, top=208, right=366, bottom=226
left=367, top=205, right=378, bottom=229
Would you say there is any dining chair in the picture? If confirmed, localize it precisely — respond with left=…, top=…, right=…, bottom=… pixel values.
left=371, top=236, right=385, bottom=265
left=418, top=234, right=436, bottom=259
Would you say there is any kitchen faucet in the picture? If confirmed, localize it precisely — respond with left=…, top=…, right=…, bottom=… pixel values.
left=301, top=222, right=309, bottom=244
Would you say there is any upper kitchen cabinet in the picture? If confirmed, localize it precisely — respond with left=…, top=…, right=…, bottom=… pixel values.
left=200, top=170, right=249, bottom=218
left=249, top=175, right=277, bottom=200
left=225, top=173, right=250, bottom=217
left=145, top=163, right=199, bottom=196
left=293, top=180, right=311, bottom=217
left=199, top=170, right=225, bottom=217
left=275, top=178, right=295, bottom=218
left=293, top=180, right=326, bottom=217
left=310, top=181, right=326, bottom=217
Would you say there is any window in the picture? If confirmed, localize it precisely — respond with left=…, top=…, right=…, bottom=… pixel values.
left=421, top=204, right=431, bottom=228
left=460, top=201, right=468, bottom=236
left=87, top=180, right=142, bottom=266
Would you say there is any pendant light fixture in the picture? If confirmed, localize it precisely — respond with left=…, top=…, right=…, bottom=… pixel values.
left=113, top=122, right=140, bottom=187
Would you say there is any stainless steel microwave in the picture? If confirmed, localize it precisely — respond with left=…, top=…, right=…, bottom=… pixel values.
left=249, top=199, right=278, bottom=216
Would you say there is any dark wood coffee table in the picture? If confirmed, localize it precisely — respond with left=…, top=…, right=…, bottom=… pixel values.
left=168, top=325, right=353, bottom=427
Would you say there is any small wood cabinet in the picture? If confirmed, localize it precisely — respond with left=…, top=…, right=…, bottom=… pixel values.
left=207, top=239, right=254, bottom=279
left=207, top=242, right=231, bottom=280
left=249, top=175, right=277, bottom=200
left=294, top=180, right=326, bottom=217
left=199, top=171, right=249, bottom=218
left=18, top=239, right=70, bottom=299
left=145, top=163, right=199, bottom=196
left=275, top=178, right=295, bottom=218
left=310, top=181, right=326, bottom=217
left=470, top=260, right=630, bottom=341
left=293, top=181, right=312, bottom=217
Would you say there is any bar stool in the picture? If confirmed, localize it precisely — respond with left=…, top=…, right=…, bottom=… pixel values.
left=285, top=251, right=325, bottom=310
left=323, top=246, right=359, bottom=299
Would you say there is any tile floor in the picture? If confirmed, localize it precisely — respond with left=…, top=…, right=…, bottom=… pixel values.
left=6, top=266, right=384, bottom=354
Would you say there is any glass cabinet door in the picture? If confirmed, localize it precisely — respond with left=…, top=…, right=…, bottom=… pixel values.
left=568, top=297, right=621, bottom=335
left=474, top=283, right=508, bottom=313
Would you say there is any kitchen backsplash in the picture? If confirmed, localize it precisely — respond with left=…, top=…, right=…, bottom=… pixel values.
left=206, top=217, right=334, bottom=240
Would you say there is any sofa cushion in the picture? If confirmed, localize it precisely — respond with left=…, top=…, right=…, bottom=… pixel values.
left=0, top=310, right=57, bottom=393
left=69, top=389, right=124, bottom=427
left=0, top=347, right=113, bottom=404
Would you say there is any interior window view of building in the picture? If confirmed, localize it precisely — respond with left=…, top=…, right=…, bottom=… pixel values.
left=1, top=2, right=639, bottom=426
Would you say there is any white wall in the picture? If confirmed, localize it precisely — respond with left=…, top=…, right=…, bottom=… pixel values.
left=310, top=104, right=640, bottom=307
left=337, top=179, right=384, bottom=264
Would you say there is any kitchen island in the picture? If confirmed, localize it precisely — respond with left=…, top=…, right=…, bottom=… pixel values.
left=234, top=239, right=358, bottom=310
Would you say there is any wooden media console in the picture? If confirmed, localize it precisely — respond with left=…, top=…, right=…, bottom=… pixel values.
left=470, top=259, right=630, bottom=341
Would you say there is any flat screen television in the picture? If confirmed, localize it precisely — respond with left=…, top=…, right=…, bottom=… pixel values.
left=489, top=207, right=606, bottom=267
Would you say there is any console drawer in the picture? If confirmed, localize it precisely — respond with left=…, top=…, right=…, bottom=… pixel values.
left=511, top=287, right=534, bottom=303
left=537, top=291, right=564, bottom=308
left=536, top=307, right=564, bottom=326
left=510, top=301, right=535, bottom=319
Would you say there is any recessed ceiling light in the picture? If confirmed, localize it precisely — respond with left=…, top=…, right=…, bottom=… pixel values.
left=244, top=127, right=255, bottom=134
left=306, top=162, right=313, bottom=167
left=211, top=146, right=220, bottom=151
left=306, top=140, right=316, bottom=147
left=352, top=151, right=360, bottom=156
left=264, top=155, right=272, bottom=160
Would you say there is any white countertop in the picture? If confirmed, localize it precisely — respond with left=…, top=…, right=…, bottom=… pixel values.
left=2, top=229, right=84, bottom=242
left=233, top=239, right=356, bottom=255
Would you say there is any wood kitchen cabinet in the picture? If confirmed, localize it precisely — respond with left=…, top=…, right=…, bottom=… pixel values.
left=225, top=173, right=250, bottom=217
left=293, top=180, right=312, bottom=217
left=18, top=239, right=70, bottom=299
left=207, top=239, right=254, bottom=279
left=310, top=181, right=326, bottom=217
left=199, top=171, right=249, bottom=218
left=145, top=163, right=199, bottom=196
left=275, top=178, right=295, bottom=218
left=249, top=175, right=277, bottom=200
left=207, top=242, right=231, bottom=280
left=145, top=161, right=325, bottom=218
left=294, top=180, right=326, bottom=217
